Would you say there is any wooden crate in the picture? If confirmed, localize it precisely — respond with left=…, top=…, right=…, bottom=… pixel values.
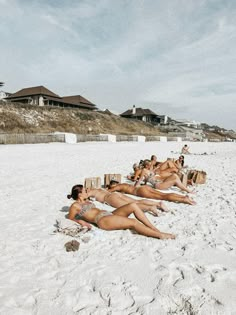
left=84, top=177, right=101, bottom=189
left=104, top=174, right=122, bottom=187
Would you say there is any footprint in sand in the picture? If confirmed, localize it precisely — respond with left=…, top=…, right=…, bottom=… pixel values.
left=72, top=285, right=105, bottom=312
left=152, top=263, right=226, bottom=314
left=215, top=240, right=234, bottom=252
left=100, top=283, right=135, bottom=311
left=195, top=263, right=229, bottom=285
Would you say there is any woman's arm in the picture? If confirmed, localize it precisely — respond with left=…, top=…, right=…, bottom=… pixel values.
left=75, top=219, right=92, bottom=229
left=134, top=169, right=146, bottom=186
left=133, top=168, right=141, bottom=181
left=68, top=205, right=92, bottom=229
left=108, top=184, right=122, bottom=192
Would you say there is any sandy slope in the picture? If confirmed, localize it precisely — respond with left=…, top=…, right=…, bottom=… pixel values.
left=0, top=141, right=235, bottom=315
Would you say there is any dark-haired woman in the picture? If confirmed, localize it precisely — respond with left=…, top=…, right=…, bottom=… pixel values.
left=67, top=185, right=175, bottom=240
left=135, top=160, right=194, bottom=193
left=108, top=183, right=196, bottom=205
left=175, top=155, right=185, bottom=170
left=69, top=185, right=168, bottom=214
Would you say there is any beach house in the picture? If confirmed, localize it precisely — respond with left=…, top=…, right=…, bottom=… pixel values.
left=120, top=105, right=169, bottom=125
left=5, top=85, right=97, bottom=110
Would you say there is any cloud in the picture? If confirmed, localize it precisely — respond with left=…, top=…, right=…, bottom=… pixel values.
left=0, top=0, right=236, bottom=130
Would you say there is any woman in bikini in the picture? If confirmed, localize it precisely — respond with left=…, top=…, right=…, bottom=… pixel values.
left=127, top=163, right=143, bottom=182
left=70, top=184, right=169, bottom=214
left=174, top=155, right=185, bottom=171
left=135, top=160, right=194, bottom=194
left=67, top=185, right=175, bottom=240
left=108, top=182, right=196, bottom=205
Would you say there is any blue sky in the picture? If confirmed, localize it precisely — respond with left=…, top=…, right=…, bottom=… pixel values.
left=1, top=0, right=236, bottom=130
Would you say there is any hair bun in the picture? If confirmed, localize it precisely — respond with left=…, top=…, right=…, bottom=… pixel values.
left=67, top=194, right=72, bottom=199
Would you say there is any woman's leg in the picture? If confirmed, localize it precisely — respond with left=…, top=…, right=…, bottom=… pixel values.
left=135, top=200, right=168, bottom=213
left=112, top=203, right=159, bottom=231
left=107, top=193, right=167, bottom=214
left=156, top=174, right=193, bottom=193
left=156, top=170, right=174, bottom=179
left=137, top=186, right=196, bottom=205
left=159, top=160, right=178, bottom=172
left=97, top=215, right=175, bottom=239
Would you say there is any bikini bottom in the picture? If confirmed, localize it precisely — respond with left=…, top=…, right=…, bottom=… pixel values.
left=148, top=178, right=162, bottom=187
left=133, top=187, right=140, bottom=196
left=94, top=211, right=113, bottom=224
left=103, top=192, right=112, bottom=205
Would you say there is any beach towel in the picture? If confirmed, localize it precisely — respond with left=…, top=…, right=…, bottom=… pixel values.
left=54, top=218, right=89, bottom=237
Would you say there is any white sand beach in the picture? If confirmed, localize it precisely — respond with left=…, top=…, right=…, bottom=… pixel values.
left=0, top=141, right=236, bottom=315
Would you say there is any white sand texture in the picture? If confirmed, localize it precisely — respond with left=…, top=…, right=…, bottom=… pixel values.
left=0, top=141, right=236, bottom=315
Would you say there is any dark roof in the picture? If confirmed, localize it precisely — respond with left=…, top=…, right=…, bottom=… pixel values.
left=6, top=86, right=61, bottom=99
left=5, top=86, right=98, bottom=110
left=44, top=95, right=65, bottom=102
left=120, top=107, right=158, bottom=117
left=62, top=95, right=97, bottom=109
left=103, top=109, right=113, bottom=115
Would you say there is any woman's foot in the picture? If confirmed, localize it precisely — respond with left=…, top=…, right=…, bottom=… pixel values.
left=149, top=206, right=159, bottom=216
left=184, top=196, right=196, bottom=205
left=160, top=232, right=176, bottom=239
left=185, top=187, right=196, bottom=194
left=159, top=201, right=169, bottom=212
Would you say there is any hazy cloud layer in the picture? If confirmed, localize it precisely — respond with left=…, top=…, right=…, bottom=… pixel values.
left=1, top=0, right=235, bottom=129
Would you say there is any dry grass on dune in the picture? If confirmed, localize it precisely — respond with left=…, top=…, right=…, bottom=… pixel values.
left=0, top=103, right=164, bottom=135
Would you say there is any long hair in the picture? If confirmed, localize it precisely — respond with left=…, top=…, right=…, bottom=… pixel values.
left=179, top=155, right=185, bottom=167
left=143, top=159, right=151, bottom=168
left=67, top=184, right=83, bottom=200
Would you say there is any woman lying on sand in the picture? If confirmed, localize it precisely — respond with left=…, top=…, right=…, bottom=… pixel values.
left=67, top=185, right=175, bottom=240
left=108, top=182, right=196, bottom=205
left=149, top=155, right=179, bottom=173
left=129, top=157, right=177, bottom=182
left=135, top=160, right=194, bottom=194
left=70, top=184, right=169, bottom=214
left=127, top=162, right=143, bottom=182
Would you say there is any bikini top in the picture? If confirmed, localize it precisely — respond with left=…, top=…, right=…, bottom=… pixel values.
left=146, top=171, right=155, bottom=180
left=74, top=202, right=96, bottom=220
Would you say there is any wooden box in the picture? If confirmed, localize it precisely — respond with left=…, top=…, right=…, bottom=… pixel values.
left=84, top=177, right=101, bottom=189
left=104, top=174, right=122, bottom=187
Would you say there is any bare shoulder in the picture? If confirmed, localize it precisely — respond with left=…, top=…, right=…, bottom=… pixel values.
left=70, top=201, right=81, bottom=211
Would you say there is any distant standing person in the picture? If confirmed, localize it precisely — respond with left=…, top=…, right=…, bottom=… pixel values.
left=181, top=144, right=191, bottom=154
